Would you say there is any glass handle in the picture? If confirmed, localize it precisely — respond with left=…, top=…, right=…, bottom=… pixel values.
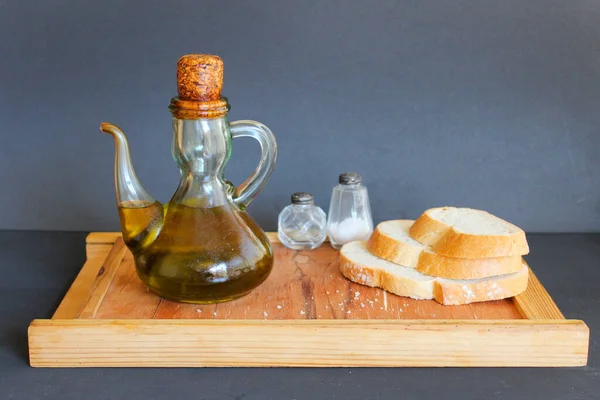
left=230, top=120, right=277, bottom=208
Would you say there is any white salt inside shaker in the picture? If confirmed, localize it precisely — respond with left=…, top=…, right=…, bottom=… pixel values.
left=326, top=172, right=374, bottom=249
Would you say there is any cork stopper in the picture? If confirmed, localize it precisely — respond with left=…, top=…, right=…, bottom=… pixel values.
left=169, top=54, right=229, bottom=119
left=176, top=54, right=224, bottom=101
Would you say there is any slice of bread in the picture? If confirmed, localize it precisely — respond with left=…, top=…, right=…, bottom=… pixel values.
left=408, top=207, right=529, bottom=259
left=367, top=220, right=523, bottom=279
left=340, top=241, right=529, bottom=306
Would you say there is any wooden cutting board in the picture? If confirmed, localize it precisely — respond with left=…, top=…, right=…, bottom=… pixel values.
left=28, top=232, right=589, bottom=367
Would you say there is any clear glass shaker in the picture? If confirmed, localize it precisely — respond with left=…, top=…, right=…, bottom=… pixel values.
left=278, top=192, right=327, bottom=250
left=326, top=173, right=374, bottom=249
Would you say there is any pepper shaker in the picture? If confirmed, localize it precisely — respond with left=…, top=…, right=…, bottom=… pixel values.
left=278, top=192, right=327, bottom=250
left=326, top=172, right=374, bottom=249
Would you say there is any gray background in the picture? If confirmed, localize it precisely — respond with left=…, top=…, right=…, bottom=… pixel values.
left=1, top=0, right=600, bottom=233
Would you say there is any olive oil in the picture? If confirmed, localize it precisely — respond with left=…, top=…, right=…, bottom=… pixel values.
left=118, top=200, right=273, bottom=304
left=118, top=200, right=165, bottom=253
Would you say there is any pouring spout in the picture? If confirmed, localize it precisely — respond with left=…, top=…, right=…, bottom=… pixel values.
left=100, top=122, right=156, bottom=206
left=100, top=122, right=163, bottom=250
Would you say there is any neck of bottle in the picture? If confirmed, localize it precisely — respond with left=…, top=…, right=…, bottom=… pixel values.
left=170, top=116, right=231, bottom=207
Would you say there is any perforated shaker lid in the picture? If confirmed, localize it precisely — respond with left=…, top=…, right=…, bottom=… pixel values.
left=291, top=192, right=314, bottom=205
left=338, top=172, right=362, bottom=185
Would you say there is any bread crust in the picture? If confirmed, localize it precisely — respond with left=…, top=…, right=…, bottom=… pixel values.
left=408, top=207, right=530, bottom=259
left=367, top=220, right=523, bottom=279
left=339, top=247, right=434, bottom=300
left=433, top=265, right=529, bottom=306
left=339, top=241, right=529, bottom=306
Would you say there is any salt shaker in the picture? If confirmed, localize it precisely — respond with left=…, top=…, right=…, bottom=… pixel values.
left=278, top=192, right=327, bottom=250
left=326, top=172, right=374, bottom=249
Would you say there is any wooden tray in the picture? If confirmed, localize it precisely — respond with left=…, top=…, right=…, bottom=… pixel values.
left=28, top=232, right=589, bottom=367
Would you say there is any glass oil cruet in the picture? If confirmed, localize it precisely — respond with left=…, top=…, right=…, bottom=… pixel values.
left=99, top=54, right=277, bottom=304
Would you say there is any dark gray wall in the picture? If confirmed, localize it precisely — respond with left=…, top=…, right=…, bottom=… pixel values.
left=1, top=0, right=599, bottom=233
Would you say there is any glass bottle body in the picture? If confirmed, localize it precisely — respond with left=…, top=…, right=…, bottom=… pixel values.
left=125, top=199, right=274, bottom=304
left=116, top=117, right=277, bottom=304
left=278, top=203, right=327, bottom=250
left=326, top=182, right=373, bottom=249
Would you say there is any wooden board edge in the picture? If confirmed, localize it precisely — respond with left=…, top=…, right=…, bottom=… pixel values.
left=87, top=232, right=122, bottom=245
left=513, top=267, right=565, bottom=320
left=266, top=232, right=330, bottom=244
left=52, top=244, right=114, bottom=319
left=78, top=238, right=127, bottom=319
left=28, top=319, right=589, bottom=368
left=86, top=231, right=330, bottom=245
left=266, top=232, right=280, bottom=243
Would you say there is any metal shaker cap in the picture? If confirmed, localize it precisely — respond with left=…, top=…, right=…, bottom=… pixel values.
left=339, top=172, right=362, bottom=185
left=291, top=192, right=314, bottom=205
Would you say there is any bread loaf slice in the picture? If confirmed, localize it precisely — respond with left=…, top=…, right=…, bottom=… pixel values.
left=340, top=241, right=529, bottom=306
left=408, top=207, right=529, bottom=259
left=367, top=220, right=523, bottom=279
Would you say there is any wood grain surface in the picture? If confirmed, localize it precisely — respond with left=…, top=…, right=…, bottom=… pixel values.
left=29, top=319, right=589, bottom=367
left=87, top=242, right=523, bottom=320
left=52, top=240, right=116, bottom=319
left=30, top=232, right=589, bottom=368
left=513, top=267, right=565, bottom=319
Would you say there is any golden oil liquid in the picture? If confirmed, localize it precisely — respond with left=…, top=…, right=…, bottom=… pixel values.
left=118, top=200, right=273, bottom=304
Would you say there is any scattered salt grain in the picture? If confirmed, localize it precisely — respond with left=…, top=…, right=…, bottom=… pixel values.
left=213, top=312, right=217, bottom=316
left=196, top=309, right=201, bottom=313
left=263, top=311, right=268, bottom=317
left=346, top=310, right=351, bottom=314
left=300, top=310, right=306, bottom=315
left=277, top=305, right=282, bottom=309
